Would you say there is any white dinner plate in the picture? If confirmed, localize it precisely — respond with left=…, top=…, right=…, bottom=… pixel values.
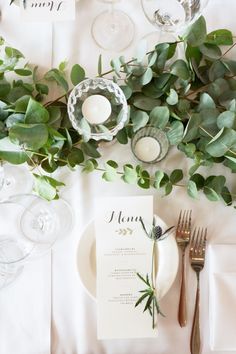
left=77, top=215, right=179, bottom=300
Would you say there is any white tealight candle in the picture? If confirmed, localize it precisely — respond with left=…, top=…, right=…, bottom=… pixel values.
left=134, top=137, right=161, bottom=163
left=82, top=94, right=112, bottom=125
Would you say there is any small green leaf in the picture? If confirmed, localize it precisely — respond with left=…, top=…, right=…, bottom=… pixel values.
left=68, top=148, right=84, bottom=167
left=140, top=68, right=153, bottom=86
left=131, top=110, right=149, bottom=132
left=35, top=83, right=49, bottom=95
left=81, top=141, right=101, bottom=158
left=70, top=64, right=86, bottom=86
left=170, top=60, right=190, bottom=80
left=184, top=16, right=207, bottom=47
left=14, top=68, right=32, bottom=76
left=78, top=118, right=91, bottom=142
left=9, top=123, right=48, bottom=150
left=0, top=137, right=28, bottom=164
left=153, top=170, right=164, bottom=189
left=187, top=180, right=199, bottom=199
left=45, top=69, right=69, bottom=92
left=167, top=121, right=184, bottom=145
left=122, top=165, right=138, bottom=184
left=133, top=95, right=160, bottom=111
left=206, top=29, right=233, bottom=46
left=165, top=182, right=173, bottom=196
left=5, top=46, right=24, bottom=59
left=33, top=174, right=64, bottom=201
left=116, top=128, right=128, bottom=144
left=25, top=98, right=49, bottom=124
left=206, top=128, right=236, bottom=157
left=150, top=106, right=169, bottom=129
left=166, top=89, right=178, bottom=106
left=82, top=159, right=98, bottom=173
left=204, top=186, right=221, bottom=202
left=217, top=111, right=235, bottom=129
left=170, top=169, right=183, bottom=184
left=120, top=85, right=132, bottom=100
left=102, top=161, right=118, bottom=182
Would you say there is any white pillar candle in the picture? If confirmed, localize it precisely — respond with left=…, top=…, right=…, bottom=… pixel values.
left=82, top=94, right=112, bottom=125
left=134, top=137, right=161, bottom=162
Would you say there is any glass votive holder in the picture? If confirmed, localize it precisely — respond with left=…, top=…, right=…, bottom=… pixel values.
left=131, top=126, right=169, bottom=163
left=67, top=78, right=128, bottom=142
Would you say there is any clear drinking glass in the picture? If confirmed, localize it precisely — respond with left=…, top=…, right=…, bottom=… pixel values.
left=0, top=194, right=73, bottom=288
left=0, top=162, right=33, bottom=200
left=141, top=0, right=209, bottom=33
left=141, top=0, right=209, bottom=51
left=92, top=0, right=135, bottom=51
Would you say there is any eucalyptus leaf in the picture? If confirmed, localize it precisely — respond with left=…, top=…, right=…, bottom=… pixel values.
left=70, top=64, right=86, bottom=86
left=187, top=180, right=199, bottom=199
left=167, top=121, right=184, bottom=145
left=217, top=111, right=235, bottom=129
left=150, top=106, right=169, bottom=129
left=206, top=29, right=233, bottom=45
left=131, top=110, right=149, bottom=132
left=184, top=16, right=207, bottom=47
left=25, top=98, right=49, bottom=124
left=0, top=136, right=28, bottom=164
left=78, top=118, right=91, bottom=142
left=9, top=123, right=48, bottom=150
left=166, top=88, right=178, bottom=105
left=170, top=60, right=190, bottom=80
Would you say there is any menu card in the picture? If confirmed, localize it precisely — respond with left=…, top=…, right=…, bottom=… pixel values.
left=20, top=0, right=75, bottom=22
left=95, top=196, right=157, bottom=340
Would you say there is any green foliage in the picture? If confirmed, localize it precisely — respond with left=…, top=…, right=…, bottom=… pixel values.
left=0, top=16, right=236, bottom=206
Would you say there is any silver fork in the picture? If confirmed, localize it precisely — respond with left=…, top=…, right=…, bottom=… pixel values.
left=189, top=227, right=207, bottom=354
left=176, top=210, right=192, bottom=327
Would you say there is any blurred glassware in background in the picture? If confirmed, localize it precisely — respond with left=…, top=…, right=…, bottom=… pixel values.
left=0, top=162, right=33, bottom=200
left=0, top=194, right=73, bottom=289
left=92, top=0, right=135, bottom=51
left=141, top=0, right=209, bottom=51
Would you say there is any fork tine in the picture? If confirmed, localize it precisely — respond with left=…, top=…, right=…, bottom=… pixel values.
left=177, top=209, right=192, bottom=234
left=177, top=210, right=182, bottom=231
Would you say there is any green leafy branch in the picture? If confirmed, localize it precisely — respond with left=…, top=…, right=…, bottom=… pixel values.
left=0, top=17, right=236, bottom=205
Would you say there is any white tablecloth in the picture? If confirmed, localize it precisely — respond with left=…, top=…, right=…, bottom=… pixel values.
left=1, top=0, right=236, bottom=353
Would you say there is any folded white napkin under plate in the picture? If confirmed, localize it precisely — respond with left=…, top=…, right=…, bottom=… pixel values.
left=209, top=244, right=236, bottom=351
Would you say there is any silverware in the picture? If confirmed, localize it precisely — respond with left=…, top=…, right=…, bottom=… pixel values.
left=176, top=210, right=192, bottom=327
left=189, top=227, right=207, bottom=354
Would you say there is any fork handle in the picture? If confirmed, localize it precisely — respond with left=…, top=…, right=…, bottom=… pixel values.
left=178, top=249, right=187, bottom=327
left=190, top=276, right=201, bottom=354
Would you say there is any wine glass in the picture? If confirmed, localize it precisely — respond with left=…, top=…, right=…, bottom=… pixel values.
left=0, top=162, right=33, bottom=200
left=0, top=194, right=73, bottom=289
left=141, top=0, right=209, bottom=51
left=91, top=0, right=135, bottom=51
left=10, top=194, right=74, bottom=258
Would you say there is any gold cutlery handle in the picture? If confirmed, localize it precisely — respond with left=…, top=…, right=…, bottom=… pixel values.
left=178, top=249, right=187, bottom=327
left=190, top=278, right=200, bottom=354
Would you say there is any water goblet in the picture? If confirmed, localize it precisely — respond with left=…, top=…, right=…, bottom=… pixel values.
left=141, top=0, right=209, bottom=52
left=92, top=0, right=135, bottom=51
left=0, top=162, right=33, bottom=200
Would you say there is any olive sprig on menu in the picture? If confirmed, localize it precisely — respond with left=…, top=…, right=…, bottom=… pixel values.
left=135, top=218, right=174, bottom=328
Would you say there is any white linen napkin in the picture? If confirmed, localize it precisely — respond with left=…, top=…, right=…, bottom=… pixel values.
left=0, top=255, right=51, bottom=354
left=209, top=244, right=236, bottom=351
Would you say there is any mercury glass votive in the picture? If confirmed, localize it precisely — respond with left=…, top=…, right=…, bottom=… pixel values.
left=67, top=78, right=128, bottom=141
left=131, top=127, right=169, bottom=163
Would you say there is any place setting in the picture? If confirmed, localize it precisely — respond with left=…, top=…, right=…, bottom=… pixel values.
left=2, top=0, right=236, bottom=353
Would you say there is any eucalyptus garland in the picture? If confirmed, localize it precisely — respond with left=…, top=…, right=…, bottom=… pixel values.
left=1, top=16, right=236, bottom=206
